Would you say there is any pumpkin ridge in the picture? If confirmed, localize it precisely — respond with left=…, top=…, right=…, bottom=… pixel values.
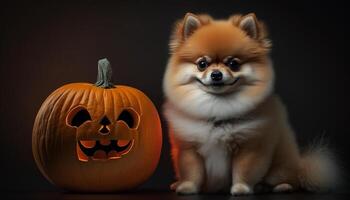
left=78, top=86, right=90, bottom=106
left=121, top=87, right=133, bottom=108
left=122, top=87, right=140, bottom=113
left=33, top=89, right=65, bottom=182
left=44, top=90, right=67, bottom=161
left=62, top=88, right=80, bottom=114
left=35, top=89, right=65, bottom=180
left=101, top=89, right=108, bottom=118
left=119, top=87, right=126, bottom=108
left=50, top=90, right=73, bottom=162
left=109, top=89, right=116, bottom=120
left=89, top=85, right=99, bottom=118
left=130, top=88, right=143, bottom=114
left=70, top=88, right=85, bottom=110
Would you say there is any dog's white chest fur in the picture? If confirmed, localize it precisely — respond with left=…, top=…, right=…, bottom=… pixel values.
left=164, top=103, right=264, bottom=191
left=198, top=136, right=232, bottom=191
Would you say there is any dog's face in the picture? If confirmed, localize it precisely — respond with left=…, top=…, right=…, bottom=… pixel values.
left=163, top=13, right=274, bottom=119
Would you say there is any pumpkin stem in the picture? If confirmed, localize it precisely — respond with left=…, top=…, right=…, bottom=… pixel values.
left=95, top=58, right=115, bottom=88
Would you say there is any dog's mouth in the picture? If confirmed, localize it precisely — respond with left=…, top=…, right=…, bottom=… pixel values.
left=76, top=139, right=133, bottom=162
left=195, top=78, right=240, bottom=87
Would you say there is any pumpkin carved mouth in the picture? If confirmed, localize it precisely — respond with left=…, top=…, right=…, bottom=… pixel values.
left=76, top=139, right=133, bottom=162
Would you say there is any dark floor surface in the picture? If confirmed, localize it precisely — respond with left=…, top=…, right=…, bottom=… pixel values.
left=2, top=190, right=348, bottom=200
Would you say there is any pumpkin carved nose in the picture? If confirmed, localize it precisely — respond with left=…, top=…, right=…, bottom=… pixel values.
left=99, top=116, right=111, bottom=135
left=100, top=116, right=111, bottom=126
left=99, top=126, right=109, bottom=135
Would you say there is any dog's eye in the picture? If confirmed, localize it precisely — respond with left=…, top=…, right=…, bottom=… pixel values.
left=197, top=58, right=209, bottom=71
left=225, top=57, right=241, bottom=72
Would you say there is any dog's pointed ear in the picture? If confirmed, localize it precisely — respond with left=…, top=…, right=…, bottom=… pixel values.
left=239, top=13, right=259, bottom=39
left=183, top=13, right=202, bottom=40
left=231, top=13, right=271, bottom=48
left=169, top=13, right=212, bottom=53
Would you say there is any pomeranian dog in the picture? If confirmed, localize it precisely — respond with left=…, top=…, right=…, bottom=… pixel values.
left=162, top=13, right=339, bottom=195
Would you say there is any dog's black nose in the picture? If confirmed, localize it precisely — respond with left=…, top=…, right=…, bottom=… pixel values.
left=211, top=70, right=223, bottom=81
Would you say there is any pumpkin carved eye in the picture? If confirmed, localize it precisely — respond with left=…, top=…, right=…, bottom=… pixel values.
left=117, top=108, right=140, bottom=129
left=67, top=106, right=92, bottom=127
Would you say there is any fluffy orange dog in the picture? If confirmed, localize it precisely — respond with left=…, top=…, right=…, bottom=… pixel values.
left=163, top=13, right=339, bottom=195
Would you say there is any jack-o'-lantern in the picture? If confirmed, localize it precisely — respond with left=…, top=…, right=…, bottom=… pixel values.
left=32, top=58, right=162, bottom=192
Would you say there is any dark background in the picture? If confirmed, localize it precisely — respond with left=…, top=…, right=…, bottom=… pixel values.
left=0, top=0, right=348, bottom=199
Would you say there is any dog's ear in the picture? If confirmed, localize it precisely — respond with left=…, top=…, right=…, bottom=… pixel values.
left=183, top=13, right=202, bottom=40
left=169, top=13, right=212, bottom=53
left=230, top=13, right=271, bottom=48
left=239, top=13, right=259, bottom=39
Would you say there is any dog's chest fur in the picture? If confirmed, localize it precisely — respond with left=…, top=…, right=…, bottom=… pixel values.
left=164, top=103, right=264, bottom=191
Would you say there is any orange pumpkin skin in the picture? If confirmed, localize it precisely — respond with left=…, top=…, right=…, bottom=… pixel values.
left=32, top=59, right=162, bottom=192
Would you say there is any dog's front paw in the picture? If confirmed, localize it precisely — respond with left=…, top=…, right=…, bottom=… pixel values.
left=176, top=181, right=199, bottom=195
left=230, top=183, right=253, bottom=196
left=170, top=181, right=179, bottom=191
left=272, top=183, right=293, bottom=193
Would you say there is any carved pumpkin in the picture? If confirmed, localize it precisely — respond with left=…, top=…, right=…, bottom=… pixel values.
left=32, top=58, right=162, bottom=192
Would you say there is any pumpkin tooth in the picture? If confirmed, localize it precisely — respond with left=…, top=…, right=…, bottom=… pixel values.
left=80, top=140, right=96, bottom=148
left=100, top=139, right=111, bottom=146
left=107, top=150, right=121, bottom=159
left=117, top=139, right=131, bottom=147
left=92, top=150, right=108, bottom=160
left=76, top=143, right=88, bottom=162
